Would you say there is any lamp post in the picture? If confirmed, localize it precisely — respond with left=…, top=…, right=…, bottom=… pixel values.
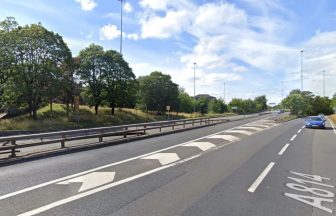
left=300, top=50, right=303, bottom=91
left=323, top=70, right=326, bottom=97
left=118, top=0, right=123, bottom=54
left=224, top=82, right=226, bottom=103
left=193, top=63, right=196, bottom=115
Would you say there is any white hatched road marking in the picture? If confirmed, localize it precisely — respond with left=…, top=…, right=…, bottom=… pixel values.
left=225, top=129, right=253, bottom=136
left=237, top=126, right=264, bottom=131
left=141, top=153, right=180, bottom=165
left=290, top=134, right=297, bottom=141
left=208, top=134, right=239, bottom=141
left=183, top=142, right=216, bottom=151
left=0, top=115, right=276, bottom=203
left=278, top=144, right=290, bottom=156
left=57, top=172, right=115, bottom=192
left=248, top=162, right=275, bottom=193
left=245, top=124, right=270, bottom=128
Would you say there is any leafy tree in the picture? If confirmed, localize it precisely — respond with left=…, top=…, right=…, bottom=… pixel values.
left=196, top=97, right=209, bottom=114
left=77, top=44, right=106, bottom=115
left=2, top=21, right=72, bottom=119
left=138, top=71, right=179, bottom=113
left=177, top=88, right=193, bottom=113
left=254, top=95, right=267, bottom=112
left=103, top=50, right=137, bottom=115
left=208, top=98, right=227, bottom=114
left=282, top=89, right=315, bottom=116
left=311, top=96, right=333, bottom=115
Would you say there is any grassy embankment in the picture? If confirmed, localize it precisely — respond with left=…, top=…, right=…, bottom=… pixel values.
left=0, top=103, right=236, bottom=131
left=329, top=114, right=336, bottom=124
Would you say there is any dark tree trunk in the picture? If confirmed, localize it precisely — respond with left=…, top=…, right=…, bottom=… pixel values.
left=95, top=105, right=98, bottom=115
left=49, top=96, right=53, bottom=117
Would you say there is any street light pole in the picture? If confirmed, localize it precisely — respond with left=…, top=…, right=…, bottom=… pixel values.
left=118, top=0, right=123, bottom=54
left=323, top=70, right=326, bottom=97
left=300, top=50, right=303, bottom=91
left=193, top=62, right=196, bottom=114
left=224, top=82, right=226, bottom=103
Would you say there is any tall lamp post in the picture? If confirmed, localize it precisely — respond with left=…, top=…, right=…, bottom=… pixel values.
left=300, top=50, right=303, bottom=91
left=193, top=62, right=196, bottom=114
left=224, top=82, right=226, bottom=103
left=118, top=0, right=123, bottom=54
left=323, top=70, right=326, bottom=97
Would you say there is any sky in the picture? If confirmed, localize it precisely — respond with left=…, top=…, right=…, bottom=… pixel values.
left=1, top=0, right=336, bottom=104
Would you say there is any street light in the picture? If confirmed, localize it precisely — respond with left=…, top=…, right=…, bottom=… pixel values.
left=193, top=62, right=196, bottom=114
left=224, top=82, right=226, bottom=103
left=300, top=50, right=303, bottom=91
left=323, top=70, right=326, bottom=97
left=118, top=0, right=124, bottom=54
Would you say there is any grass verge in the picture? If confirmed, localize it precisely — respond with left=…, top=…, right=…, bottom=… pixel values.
left=0, top=103, right=236, bottom=132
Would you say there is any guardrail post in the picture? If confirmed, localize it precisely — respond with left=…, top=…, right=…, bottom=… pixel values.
left=172, top=124, right=175, bottom=130
left=99, top=130, right=103, bottom=142
left=200, top=119, right=202, bottom=125
left=61, top=134, right=65, bottom=148
left=159, top=127, right=162, bottom=132
left=143, top=125, right=147, bottom=134
left=124, top=127, right=128, bottom=138
left=10, top=139, right=16, bottom=158
left=183, top=120, right=186, bottom=128
left=192, top=120, right=194, bottom=126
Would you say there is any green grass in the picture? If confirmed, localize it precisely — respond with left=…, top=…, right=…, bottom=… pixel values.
left=275, top=114, right=298, bottom=122
left=0, top=103, right=236, bottom=131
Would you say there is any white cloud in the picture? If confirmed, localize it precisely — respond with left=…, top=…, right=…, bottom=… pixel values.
left=139, top=0, right=170, bottom=11
left=127, top=33, right=139, bottom=40
left=141, top=10, right=190, bottom=39
left=123, top=2, right=133, bottom=13
left=100, top=24, right=120, bottom=40
left=75, top=0, right=97, bottom=11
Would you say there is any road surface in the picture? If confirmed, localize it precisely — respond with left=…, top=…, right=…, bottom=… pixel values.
left=0, top=114, right=335, bottom=216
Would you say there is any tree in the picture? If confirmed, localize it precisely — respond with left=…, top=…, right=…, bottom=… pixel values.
left=282, top=89, right=315, bottom=116
left=138, top=71, right=179, bottom=114
left=311, top=96, right=333, bottom=115
left=77, top=44, right=106, bottom=115
left=208, top=98, right=227, bottom=114
left=2, top=22, right=72, bottom=119
left=196, top=97, right=209, bottom=114
left=254, top=95, right=267, bottom=112
left=177, top=88, right=193, bottom=113
left=103, top=50, right=137, bottom=115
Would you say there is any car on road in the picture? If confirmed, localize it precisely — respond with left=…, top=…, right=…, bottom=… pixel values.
left=305, top=116, right=326, bottom=129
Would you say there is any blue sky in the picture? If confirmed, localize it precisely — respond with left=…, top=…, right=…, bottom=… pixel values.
left=1, top=0, right=336, bottom=104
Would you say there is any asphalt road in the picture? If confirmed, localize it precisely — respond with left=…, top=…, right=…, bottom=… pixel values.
left=0, top=114, right=335, bottom=216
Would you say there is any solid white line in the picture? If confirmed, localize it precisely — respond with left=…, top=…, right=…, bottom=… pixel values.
left=301, top=125, right=305, bottom=129
left=290, top=134, right=297, bottom=141
left=248, top=162, right=275, bottom=193
left=278, top=144, right=290, bottom=155
left=297, top=129, right=302, bottom=134
left=0, top=116, right=273, bottom=201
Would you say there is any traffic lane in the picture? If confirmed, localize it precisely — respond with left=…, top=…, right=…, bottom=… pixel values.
left=35, top=118, right=299, bottom=216
left=0, top=114, right=273, bottom=197
left=183, top=120, right=336, bottom=216
left=0, top=119, right=279, bottom=215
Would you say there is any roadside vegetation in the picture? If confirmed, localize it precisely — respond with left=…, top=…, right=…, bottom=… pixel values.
left=0, top=17, right=268, bottom=132
left=281, top=90, right=335, bottom=117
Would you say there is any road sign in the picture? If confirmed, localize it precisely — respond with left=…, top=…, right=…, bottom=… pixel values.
left=166, top=106, right=170, bottom=111
left=231, top=106, right=238, bottom=110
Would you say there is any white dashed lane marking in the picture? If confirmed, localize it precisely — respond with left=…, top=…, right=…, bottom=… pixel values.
left=290, top=134, right=297, bottom=141
left=297, top=129, right=302, bottom=133
left=248, top=162, right=275, bottom=193
left=278, top=144, right=290, bottom=156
